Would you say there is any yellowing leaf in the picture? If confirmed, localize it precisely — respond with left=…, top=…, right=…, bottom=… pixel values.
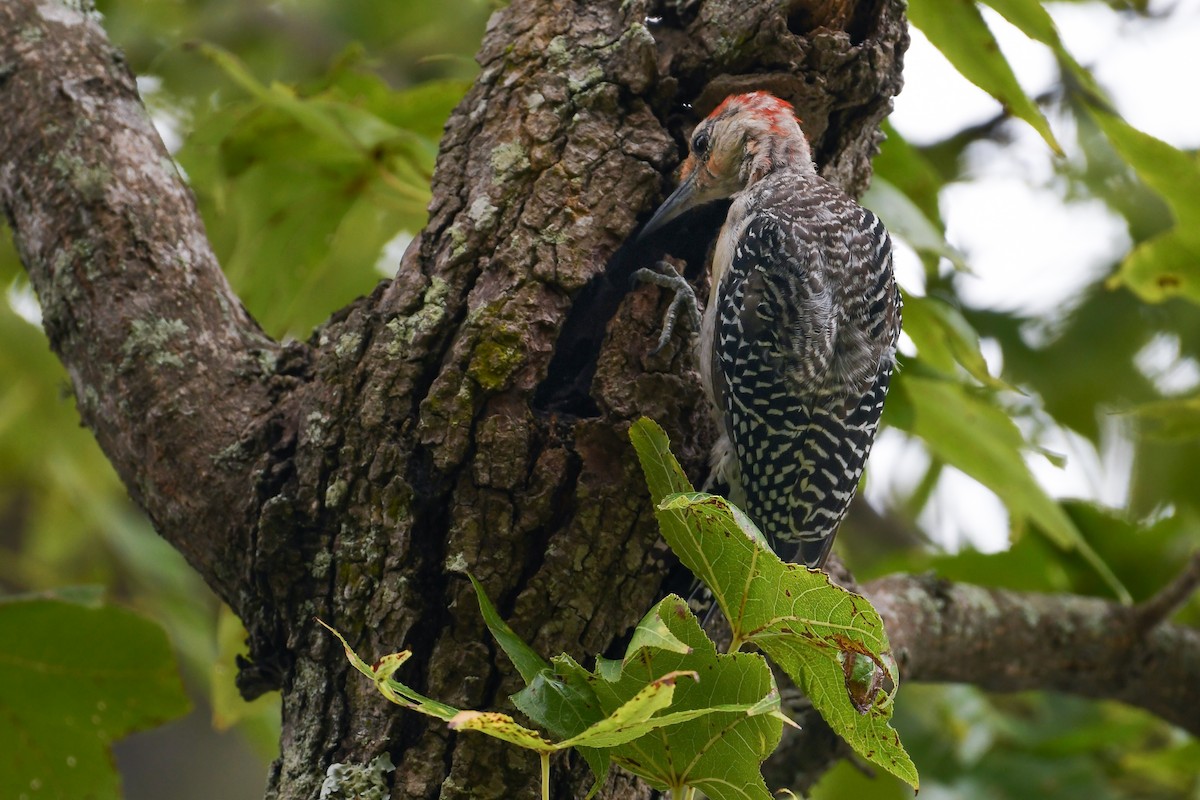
left=1091, top=111, right=1200, bottom=306
left=448, top=710, right=556, bottom=751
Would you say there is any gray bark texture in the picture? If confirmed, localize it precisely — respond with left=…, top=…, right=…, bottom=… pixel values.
left=2, top=1, right=1197, bottom=798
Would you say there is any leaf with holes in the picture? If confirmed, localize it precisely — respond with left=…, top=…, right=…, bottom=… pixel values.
left=657, top=493, right=917, bottom=790
left=630, top=418, right=918, bottom=789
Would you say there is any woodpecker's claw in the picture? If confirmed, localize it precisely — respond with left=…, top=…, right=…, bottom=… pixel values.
left=632, top=261, right=702, bottom=354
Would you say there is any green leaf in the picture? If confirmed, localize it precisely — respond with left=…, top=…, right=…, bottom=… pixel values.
left=629, top=419, right=918, bottom=790
left=470, top=574, right=548, bottom=684
left=326, top=72, right=469, bottom=142
left=975, top=0, right=1110, bottom=103
left=324, top=604, right=772, bottom=796
left=1089, top=111, right=1200, bottom=305
left=511, top=663, right=604, bottom=740
left=1108, top=229, right=1200, bottom=305
left=624, top=600, right=693, bottom=658
left=863, top=178, right=965, bottom=270
left=195, top=43, right=404, bottom=155
left=887, top=373, right=1130, bottom=602
left=654, top=494, right=918, bottom=790
left=178, top=45, right=441, bottom=336
left=511, top=661, right=610, bottom=790
left=1090, top=108, right=1200, bottom=232
left=894, top=501, right=1184, bottom=607
left=907, top=0, right=1060, bottom=153
left=1126, top=394, right=1200, bottom=440
left=498, top=589, right=784, bottom=793
left=211, top=604, right=279, bottom=731
left=584, top=595, right=784, bottom=800
left=470, top=573, right=609, bottom=790
left=628, top=418, right=695, bottom=498
left=873, top=123, right=947, bottom=229
left=0, top=597, right=190, bottom=800
left=977, top=0, right=1062, bottom=50
left=902, top=294, right=1006, bottom=387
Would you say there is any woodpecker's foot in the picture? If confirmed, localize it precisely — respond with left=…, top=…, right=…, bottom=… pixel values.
left=632, top=261, right=702, bottom=354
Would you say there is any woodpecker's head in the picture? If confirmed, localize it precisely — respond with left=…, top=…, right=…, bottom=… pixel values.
left=640, top=91, right=815, bottom=239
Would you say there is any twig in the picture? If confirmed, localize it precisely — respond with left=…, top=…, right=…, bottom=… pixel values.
left=1135, top=550, right=1200, bottom=631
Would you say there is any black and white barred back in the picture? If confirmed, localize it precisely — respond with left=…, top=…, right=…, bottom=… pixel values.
left=705, top=168, right=901, bottom=567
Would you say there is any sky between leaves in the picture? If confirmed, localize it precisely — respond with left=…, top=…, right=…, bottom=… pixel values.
left=866, top=0, right=1200, bottom=552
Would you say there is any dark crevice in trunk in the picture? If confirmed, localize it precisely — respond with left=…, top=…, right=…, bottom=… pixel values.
left=532, top=246, right=642, bottom=417
left=506, top=437, right=583, bottom=619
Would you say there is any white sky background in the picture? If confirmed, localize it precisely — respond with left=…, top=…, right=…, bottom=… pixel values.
left=868, top=0, right=1200, bottom=552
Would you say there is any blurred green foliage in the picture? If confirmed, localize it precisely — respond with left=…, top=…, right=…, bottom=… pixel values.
left=1, top=0, right=1197, bottom=797
left=0, top=0, right=492, bottom=793
left=0, top=592, right=191, bottom=800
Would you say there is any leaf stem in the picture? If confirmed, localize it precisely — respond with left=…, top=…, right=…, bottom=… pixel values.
left=540, top=752, right=550, bottom=800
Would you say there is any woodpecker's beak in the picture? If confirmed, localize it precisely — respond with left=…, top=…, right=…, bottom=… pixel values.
left=637, top=169, right=702, bottom=241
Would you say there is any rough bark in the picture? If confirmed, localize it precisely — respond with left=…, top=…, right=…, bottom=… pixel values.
left=4, top=1, right=1197, bottom=799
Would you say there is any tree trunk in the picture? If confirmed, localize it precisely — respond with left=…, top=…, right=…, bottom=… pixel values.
left=5, top=1, right=1200, bottom=799
left=266, top=4, right=906, bottom=796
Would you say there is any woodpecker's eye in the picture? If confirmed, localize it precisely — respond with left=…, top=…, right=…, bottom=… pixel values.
left=692, top=131, right=711, bottom=155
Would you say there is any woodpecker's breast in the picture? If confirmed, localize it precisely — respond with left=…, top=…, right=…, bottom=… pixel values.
left=698, top=192, right=753, bottom=411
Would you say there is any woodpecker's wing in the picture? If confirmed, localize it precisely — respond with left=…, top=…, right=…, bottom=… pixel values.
left=794, top=362, right=894, bottom=567
left=713, top=198, right=899, bottom=567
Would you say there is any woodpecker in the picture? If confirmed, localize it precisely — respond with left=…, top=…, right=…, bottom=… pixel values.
left=635, top=92, right=901, bottom=568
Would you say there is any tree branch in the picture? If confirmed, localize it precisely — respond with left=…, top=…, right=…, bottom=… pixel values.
left=0, top=0, right=292, bottom=607
left=866, top=571, right=1200, bottom=736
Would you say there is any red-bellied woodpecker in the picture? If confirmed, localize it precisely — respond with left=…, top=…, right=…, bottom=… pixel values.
left=636, top=91, right=901, bottom=569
